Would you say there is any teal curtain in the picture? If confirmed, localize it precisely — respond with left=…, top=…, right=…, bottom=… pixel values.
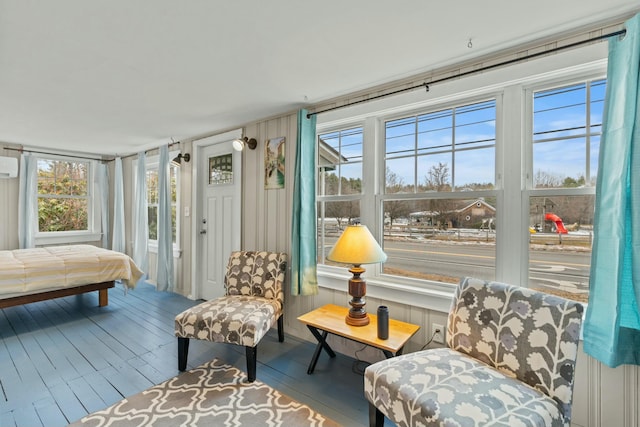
left=291, top=109, right=319, bottom=295
left=583, top=13, right=640, bottom=367
left=133, top=152, right=149, bottom=279
left=95, top=162, right=110, bottom=248
left=156, top=145, right=174, bottom=292
left=112, top=157, right=126, bottom=253
left=18, top=154, right=38, bottom=249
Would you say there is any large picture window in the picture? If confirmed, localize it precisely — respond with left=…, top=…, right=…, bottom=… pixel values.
left=381, top=99, right=497, bottom=284
left=37, top=159, right=90, bottom=232
left=526, top=79, right=602, bottom=301
left=316, top=70, right=603, bottom=304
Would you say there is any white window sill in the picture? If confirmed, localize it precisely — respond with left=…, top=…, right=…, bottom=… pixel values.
left=35, top=231, right=102, bottom=246
left=317, top=265, right=455, bottom=314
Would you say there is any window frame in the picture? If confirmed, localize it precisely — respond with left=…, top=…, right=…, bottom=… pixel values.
left=521, top=76, right=602, bottom=297
left=144, top=151, right=181, bottom=257
left=34, top=154, right=102, bottom=245
left=315, top=45, right=608, bottom=312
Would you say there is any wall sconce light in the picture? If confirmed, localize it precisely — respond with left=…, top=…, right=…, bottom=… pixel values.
left=233, top=137, right=257, bottom=151
left=171, top=153, right=190, bottom=165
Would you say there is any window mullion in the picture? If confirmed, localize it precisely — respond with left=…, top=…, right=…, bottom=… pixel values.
left=497, top=85, right=527, bottom=285
left=361, top=117, right=377, bottom=231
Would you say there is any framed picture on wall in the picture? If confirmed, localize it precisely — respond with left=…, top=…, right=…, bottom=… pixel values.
left=265, top=136, right=285, bottom=189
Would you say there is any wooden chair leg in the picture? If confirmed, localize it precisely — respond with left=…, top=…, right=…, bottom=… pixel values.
left=277, top=315, right=284, bottom=342
left=178, top=337, right=189, bottom=371
left=246, top=346, right=257, bottom=382
left=369, top=402, right=385, bottom=427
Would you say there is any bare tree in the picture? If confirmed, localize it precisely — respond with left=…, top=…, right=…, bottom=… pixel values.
left=421, top=163, right=455, bottom=228
left=320, top=174, right=362, bottom=228
left=424, top=162, right=451, bottom=191
left=385, top=167, right=411, bottom=227
left=534, top=170, right=563, bottom=188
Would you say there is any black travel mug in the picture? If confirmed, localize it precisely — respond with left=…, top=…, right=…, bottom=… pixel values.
left=377, top=306, right=389, bottom=340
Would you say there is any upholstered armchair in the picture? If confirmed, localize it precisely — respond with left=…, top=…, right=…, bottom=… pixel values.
left=365, top=277, right=584, bottom=427
left=174, top=251, right=287, bottom=382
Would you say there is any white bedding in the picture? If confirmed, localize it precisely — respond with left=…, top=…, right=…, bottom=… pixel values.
left=0, top=245, right=144, bottom=299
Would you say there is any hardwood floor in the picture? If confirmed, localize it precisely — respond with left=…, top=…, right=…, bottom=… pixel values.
left=0, top=282, right=384, bottom=427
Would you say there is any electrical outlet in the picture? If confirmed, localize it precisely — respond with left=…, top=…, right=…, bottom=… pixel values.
left=431, top=323, right=445, bottom=344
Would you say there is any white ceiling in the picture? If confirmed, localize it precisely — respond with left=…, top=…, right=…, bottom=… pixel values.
left=1, top=1, right=638, bottom=156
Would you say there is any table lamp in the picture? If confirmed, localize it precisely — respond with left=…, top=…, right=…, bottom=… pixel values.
left=326, top=224, right=387, bottom=326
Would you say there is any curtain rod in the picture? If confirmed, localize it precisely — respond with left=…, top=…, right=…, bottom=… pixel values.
left=307, top=28, right=627, bottom=118
left=3, top=146, right=105, bottom=162
left=115, top=141, right=181, bottom=162
left=4, top=141, right=181, bottom=162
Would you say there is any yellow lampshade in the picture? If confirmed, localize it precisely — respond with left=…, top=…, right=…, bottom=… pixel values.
left=327, top=224, right=387, bottom=266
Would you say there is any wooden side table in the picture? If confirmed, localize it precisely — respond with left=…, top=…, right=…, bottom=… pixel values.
left=297, top=304, right=420, bottom=374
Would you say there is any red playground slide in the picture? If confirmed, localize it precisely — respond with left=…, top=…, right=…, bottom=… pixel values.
left=545, top=213, right=568, bottom=234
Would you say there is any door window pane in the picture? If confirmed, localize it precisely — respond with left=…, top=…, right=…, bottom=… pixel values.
left=209, top=154, right=233, bottom=185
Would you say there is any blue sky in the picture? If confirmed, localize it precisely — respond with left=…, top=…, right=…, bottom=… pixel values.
left=319, top=79, right=603, bottom=191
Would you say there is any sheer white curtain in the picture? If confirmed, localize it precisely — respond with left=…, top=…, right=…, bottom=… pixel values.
left=133, top=152, right=149, bottom=279
left=156, top=145, right=174, bottom=291
left=112, top=157, right=126, bottom=253
left=18, top=153, right=38, bottom=249
left=95, top=162, right=110, bottom=248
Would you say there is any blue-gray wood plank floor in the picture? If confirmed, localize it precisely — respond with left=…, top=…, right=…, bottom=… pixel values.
left=0, top=282, right=382, bottom=427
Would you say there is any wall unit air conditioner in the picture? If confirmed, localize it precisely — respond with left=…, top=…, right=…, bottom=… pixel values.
left=0, top=156, right=18, bottom=178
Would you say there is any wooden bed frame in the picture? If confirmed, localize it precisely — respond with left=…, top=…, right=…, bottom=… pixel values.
left=0, top=281, right=115, bottom=309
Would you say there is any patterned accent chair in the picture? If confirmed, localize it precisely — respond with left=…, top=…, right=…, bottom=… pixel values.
left=174, top=251, right=287, bottom=382
left=365, top=277, right=584, bottom=427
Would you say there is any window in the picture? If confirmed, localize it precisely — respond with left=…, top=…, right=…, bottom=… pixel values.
left=316, top=62, right=604, bottom=304
left=385, top=100, right=496, bottom=193
left=37, top=159, right=90, bottom=232
left=317, top=100, right=498, bottom=284
left=317, top=127, right=364, bottom=264
left=209, top=154, right=233, bottom=185
left=146, top=160, right=179, bottom=245
left=526, top=79, right=602, bottom=302
left=383, top=100, right=497, bottom=284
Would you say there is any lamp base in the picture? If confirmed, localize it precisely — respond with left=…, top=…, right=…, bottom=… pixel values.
left=346, top=312, right=370, bottom=326
left=345, top=265, right=370, bottom=326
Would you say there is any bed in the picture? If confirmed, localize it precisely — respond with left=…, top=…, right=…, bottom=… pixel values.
left=0, top=245, right=144, bottom=309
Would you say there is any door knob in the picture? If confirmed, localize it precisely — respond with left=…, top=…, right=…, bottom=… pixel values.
left=200, top=230, right=207, bottom=234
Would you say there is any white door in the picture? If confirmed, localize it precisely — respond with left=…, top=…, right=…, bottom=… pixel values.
left=194, top=135, right=242, bottom=300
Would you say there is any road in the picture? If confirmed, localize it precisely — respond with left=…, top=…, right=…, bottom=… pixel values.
left=380, top=239, right=591, bottom=293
